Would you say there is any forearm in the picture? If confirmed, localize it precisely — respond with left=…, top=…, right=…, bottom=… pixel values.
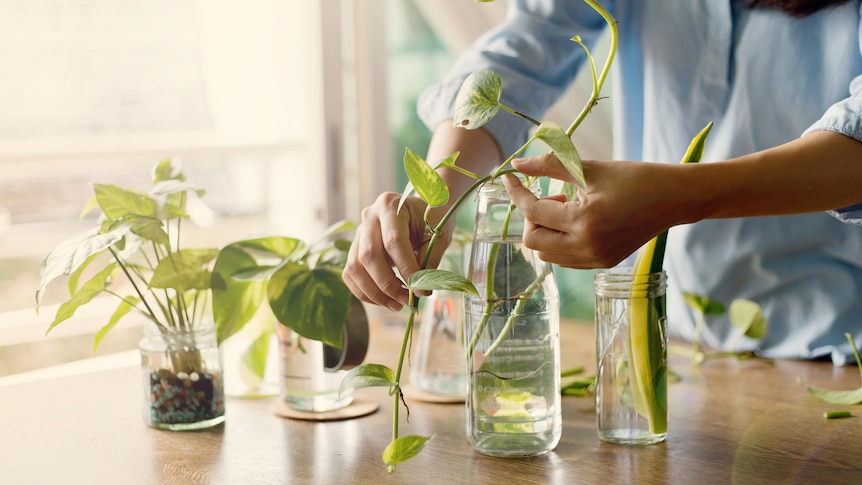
left=674, top=131, right=862, bottom=224
left=424, top=121, right=503, bottom=228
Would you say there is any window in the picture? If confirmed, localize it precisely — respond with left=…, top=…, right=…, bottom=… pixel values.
left=0, top=1, right=345, bottom=375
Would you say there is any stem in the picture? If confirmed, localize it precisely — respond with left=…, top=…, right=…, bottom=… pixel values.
left=483, top=264, right=552, bottom=358
left=391, top=292, right=418, bottom=453
left=498, top=103, right=541, bottom=127
left=565, top=0, right=617, bottom=138
left=108, top=247, right=160, bottom=325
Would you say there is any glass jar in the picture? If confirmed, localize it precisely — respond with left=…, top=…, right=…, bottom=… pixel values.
left=278, top=295, right=370, bottom=413
left=139, top=322, right=226, bottom=430
left=410, top=288, right=466, bottom=397
left=279, top=326, right=354, bottom=412
left=464, top=178, right=562, bottom=457
left=594, top=267, right=668, bottom=445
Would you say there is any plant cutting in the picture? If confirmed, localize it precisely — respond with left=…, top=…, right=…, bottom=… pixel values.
left=673, top=293, right=771, bottom=364
left=35, top=158, right=225, bottom=429
left=211, top=220, right=367, bottom=410
left=340, top=0, right=624, bottom=472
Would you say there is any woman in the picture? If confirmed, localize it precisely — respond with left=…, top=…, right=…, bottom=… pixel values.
left=344, top=0, right=862, bottom=364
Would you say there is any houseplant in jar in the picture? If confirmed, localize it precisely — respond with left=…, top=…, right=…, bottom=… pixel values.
left=36, top=158, right=226, bottom=430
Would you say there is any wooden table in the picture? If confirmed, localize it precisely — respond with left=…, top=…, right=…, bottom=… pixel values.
left=2, top=315, right=861, bottom=485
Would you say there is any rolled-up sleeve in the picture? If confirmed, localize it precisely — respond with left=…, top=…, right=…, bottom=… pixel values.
left=417, top=0, right=609, bottom=158
left=801, top=4, right=862, bottom=225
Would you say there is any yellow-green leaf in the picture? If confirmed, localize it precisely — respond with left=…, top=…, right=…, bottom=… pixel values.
left=452, top=69, right=501, bottom=130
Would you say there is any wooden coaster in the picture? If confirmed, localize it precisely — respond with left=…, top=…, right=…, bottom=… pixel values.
left=271, top=397, right=379, bottom=422
left=401, top=384, right=464, bottom=404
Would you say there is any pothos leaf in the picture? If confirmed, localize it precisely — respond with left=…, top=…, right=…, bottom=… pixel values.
left=799, top=333, right=862, bottom=405
left=728, top=299, right=767, bottom=339
left=403, top=148, right=449, bottom=208
left=266, top=263, right=350, bottom=348
left=533, top=121, right=586, bottom=191
left=407, top=269, right=478, bottom=296
left=452, top=69, right=502, bottom=130
left=383, top=434, right=434, bottom=472
left=682, top=292, right=726, bottom=316
left=338, top=363, right=396, bottom=398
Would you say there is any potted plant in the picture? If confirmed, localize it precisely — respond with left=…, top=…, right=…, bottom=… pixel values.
left=35, top=158, right=226, bottom=430
left=211, top=220, right=369, bottom=412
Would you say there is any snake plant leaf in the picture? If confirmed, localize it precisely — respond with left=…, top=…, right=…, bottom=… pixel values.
left=338, top=363, right=396, bottom=398
left=407, top=269, right=478, bottom=296
left=383, top=435, right=435, bottom=472
left=682, top=292, right=726, bottom=316
left=453, top=69, right=502, bottom=130
left=800, top=333, right=862, bottom=405
left=534, top=121, right=587, bottom=191
left=94, top=296, right=140, bottom=353
left=150, top=248, right=219, bottom=292
left=728, top=299, right=768, bottom=339
left=212, top=245, right=268, bottom=344
left=266, top=262, right=350, bottom=348
left=403, top=147, right=449, bottom=209
left=46, top=262, right=119, bottom=334
left=36, top=226, right=130, bottom=305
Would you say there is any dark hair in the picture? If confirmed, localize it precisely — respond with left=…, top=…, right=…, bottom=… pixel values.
left=743, top=0, right=853, bottom=17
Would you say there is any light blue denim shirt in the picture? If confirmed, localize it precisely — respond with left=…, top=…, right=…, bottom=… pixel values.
left=418, top=0, right=862, bottom=364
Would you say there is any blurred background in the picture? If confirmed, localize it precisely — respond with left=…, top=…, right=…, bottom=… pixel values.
left=0, top=0, right=611, bottom=375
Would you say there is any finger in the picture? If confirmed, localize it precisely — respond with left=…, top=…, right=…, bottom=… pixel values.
left=511, top=153, right=574, bottom=182
left=345, top=231, right=406, bottom=311
left=375, top=202, right=422, bottom=305
left=503, top=175, right=575, bottom=234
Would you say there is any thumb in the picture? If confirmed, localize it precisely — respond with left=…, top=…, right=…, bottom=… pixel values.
left=511, top=153, right=574, bottom=183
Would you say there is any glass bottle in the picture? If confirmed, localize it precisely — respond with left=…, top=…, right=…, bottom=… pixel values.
left=464, top=178, right=562, bottom=457
left=139, top=322, right=226, bottom=430
left=594, top=267, right=668, bottom=445
left=410, top=243, right=468, bottom=399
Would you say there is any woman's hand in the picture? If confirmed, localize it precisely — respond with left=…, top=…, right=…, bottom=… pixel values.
left=502, top=154, right=682, bottom=269
left=343, top=192, right=450, bottom=311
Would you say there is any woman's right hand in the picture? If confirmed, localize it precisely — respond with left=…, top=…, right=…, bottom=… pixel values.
left=343, top=192, right=449, bottom=312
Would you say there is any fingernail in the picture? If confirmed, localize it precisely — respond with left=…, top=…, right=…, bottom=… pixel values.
left=386, top=301, right=402, bottom=312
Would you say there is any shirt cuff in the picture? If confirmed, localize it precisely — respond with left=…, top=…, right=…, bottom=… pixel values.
left=803, top=97, right=862, bottom=225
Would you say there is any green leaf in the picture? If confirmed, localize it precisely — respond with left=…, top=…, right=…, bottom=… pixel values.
left=151, top=179, right=205, bottom=199
left=682, top=292, right=725, bottom=316
left=109, top=214, right=169, bottom=247
left=240, top=328, right=275, bottom=389
left=728, top=299, right=767, bottom=339
left=94, top=296, right=139, bottom=352
left=452, top=69, right=501, bottom=130
left=150, top=248, right=219, bottom=292
left=435, top=151, right=480, bottom=180
left=338, top=363, right=396, bottom=397
left=46, top=263, right=119, bottom=334
left=212, top=245, right=267, bottom=344
left=800, top=334, right=862, bottom=405
left=93, top=183, right=160, bottom=220
left=230, top=237, right=303, bottom=260
left=36, top=226, right=130, bottom=305
left=383, top=435, right=434, bottom=471
left=407, top=269, right=478, bottom=296
left=266, top=262, right=351, bottom=348
left=152, top=158, right=185, bottom=183
left=533, top=121, right=587, bottom=191
left=403, top=148, right=449, bottom=208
